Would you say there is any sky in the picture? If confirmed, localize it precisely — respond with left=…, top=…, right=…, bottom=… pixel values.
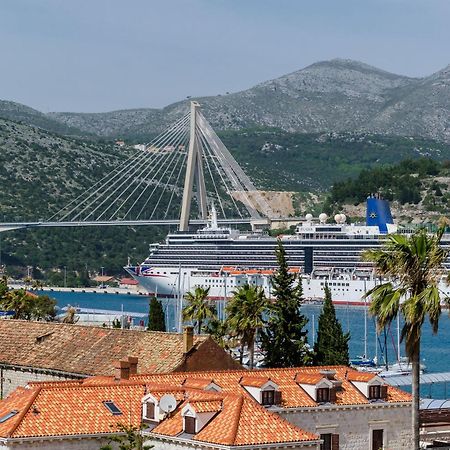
left=0, top=0, right=449, bottom=113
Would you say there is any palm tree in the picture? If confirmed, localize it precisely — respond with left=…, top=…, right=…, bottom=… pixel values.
left=182, top=286, right=215, bottom=334
left=226, top=284, right=269, bottom=369
left=363, top=228, right=449, bottom=450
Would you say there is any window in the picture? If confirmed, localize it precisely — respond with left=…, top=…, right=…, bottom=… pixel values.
left=261, top=389, right=275, bottom=405
left=320, top=433, right=339, bottom=450
left=145, top=401, right=155, bottom=420
left=317, top=388, right=330, bottom=403
left=103, top=401, right=122, bottom=415
left=320, top=433, right=332, bottom=450
left=184, top=416, right=196, bottom=434
left=372, top=429, right=384, bottom=450
left=369, top=385, right=381, bottom=400
left=0, top=410, right=18, bottom=423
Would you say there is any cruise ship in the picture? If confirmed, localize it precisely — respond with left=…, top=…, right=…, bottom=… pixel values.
left=124, top=196, right=450, bottom=305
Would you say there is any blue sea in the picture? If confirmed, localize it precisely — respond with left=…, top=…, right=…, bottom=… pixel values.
left=44, top=291, right=450, bottom=399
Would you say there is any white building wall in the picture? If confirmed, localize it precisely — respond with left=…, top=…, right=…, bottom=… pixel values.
left=280, top=403, right=412, bottom=450
left=0, top=437, right=110, bottom=450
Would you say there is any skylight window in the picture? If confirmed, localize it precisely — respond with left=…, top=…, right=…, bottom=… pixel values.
left=0, top=410, right=18, bottom=423
left=103, top=401, right=122, bottom=415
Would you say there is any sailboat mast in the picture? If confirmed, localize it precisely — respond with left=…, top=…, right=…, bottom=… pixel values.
left=363, top=280, right=367, bottom=358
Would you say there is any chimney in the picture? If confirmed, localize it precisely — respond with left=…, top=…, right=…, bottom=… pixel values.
left=183, top=326, right=194, bottom=353
left=128, top=356, right=138, bottom=375
left=113, top=360, right=130, bottom=381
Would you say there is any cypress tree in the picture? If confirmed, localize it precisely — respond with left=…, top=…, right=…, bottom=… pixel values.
left=261, top=240, right=311, bottom=367
left=313, top=284, right=350, bottom=365
left=147, top=297, right=166, bottom=332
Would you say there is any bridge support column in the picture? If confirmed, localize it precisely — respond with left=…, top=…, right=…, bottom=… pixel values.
left=179, top=101, right=207, bottom=231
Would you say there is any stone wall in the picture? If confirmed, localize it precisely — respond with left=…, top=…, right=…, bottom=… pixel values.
left=281, top=403, right=412, bottom=450
left=0, top=437, right=109, bottom=450
left=0, top=365, right=83, bottom=399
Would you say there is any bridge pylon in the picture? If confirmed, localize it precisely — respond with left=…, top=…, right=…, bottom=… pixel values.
left=179, top=101, right=207, bottom=231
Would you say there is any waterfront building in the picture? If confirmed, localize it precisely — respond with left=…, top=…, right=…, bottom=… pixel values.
left=0, top=365, right=412, bottom=449
left=0, top=321, right=241, bottom=398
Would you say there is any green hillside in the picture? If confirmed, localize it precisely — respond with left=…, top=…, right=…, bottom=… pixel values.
left=2, top=117, right=450, bottom=283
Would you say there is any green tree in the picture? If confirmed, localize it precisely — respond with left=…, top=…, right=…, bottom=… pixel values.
left=147, top=297, right=166, bottom=331
left=100, top=423, right=153, bottom=450
left=226, top=284, right=269, bottom=369
left=363, top=228, right=449, bottom=450
left=182, top=286, right=215, bottom=334
left=0, top=276, right=8, bottom=299
left=313, top=284, right=350, bottom=365
left=0, top=289, right=56, bottom=321
left=261, top=240, right=311, bottom=367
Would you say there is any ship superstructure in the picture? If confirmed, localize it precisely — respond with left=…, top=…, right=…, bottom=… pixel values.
left=125, top=197, right=450, bottom=304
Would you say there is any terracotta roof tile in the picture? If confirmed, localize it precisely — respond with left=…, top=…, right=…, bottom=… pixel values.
left=0, top=365, right=410, bottom=446
left=239, top=375, right=270, bottom=388
left=295, top=373, right=324, bottom=385
left=188, top=400, right=222, bottom=413
left=0, top=320, right=213, bottom=375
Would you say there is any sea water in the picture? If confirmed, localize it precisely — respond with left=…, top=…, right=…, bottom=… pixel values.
left=43, top=291, right=450, bottom=399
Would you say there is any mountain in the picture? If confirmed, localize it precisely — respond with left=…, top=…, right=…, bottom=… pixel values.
left=46, top=59, right=450, bottom=142
left=0, top=100, right=89, bottom=137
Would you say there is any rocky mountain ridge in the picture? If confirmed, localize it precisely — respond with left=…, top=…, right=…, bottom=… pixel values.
left=39, top=58, right=450, bottom=143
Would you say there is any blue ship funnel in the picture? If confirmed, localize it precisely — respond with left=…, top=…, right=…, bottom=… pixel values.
left=366, top=197, right=394, bottom=234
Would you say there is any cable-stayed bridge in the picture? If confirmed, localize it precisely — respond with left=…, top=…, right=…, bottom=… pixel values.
left=0, top=102, right=295, bottom=233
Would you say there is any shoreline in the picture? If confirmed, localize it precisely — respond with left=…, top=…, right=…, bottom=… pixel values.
left=9, top=284, right=151, bottom=297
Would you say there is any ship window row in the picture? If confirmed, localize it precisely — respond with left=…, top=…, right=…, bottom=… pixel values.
left=319, top=282, right=350, bottom=287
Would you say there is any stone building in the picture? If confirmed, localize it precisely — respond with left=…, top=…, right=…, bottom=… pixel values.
left=0, top=320, right=241, bottom=398
left=0, top=365, right=411, bottom=449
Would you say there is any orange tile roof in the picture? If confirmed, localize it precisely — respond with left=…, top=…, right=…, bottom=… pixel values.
left=182, top=378, right=217, bottom=390
left=0, top=319, right=239, bottom=375
left=346, top=371, right=378, bottom=382
left=0, top=366, right=411, bottom=446
left=295, top=373, right=324, bottom=385
left=130, top=365, right=411, bottom=407
left=240, top=375, right=270, bottom=388
left=188, top=400, right=222, bottom=413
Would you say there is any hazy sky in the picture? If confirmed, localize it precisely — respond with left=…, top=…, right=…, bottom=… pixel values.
left=1, top=0, right=449, bottom=113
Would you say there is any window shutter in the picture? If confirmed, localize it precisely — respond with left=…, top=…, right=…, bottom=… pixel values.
left=274, top=390, right=282, bottom=405
left=184, top=416, right=196, bottom=434
left=329, top=387, right=337, bottom=403
left=146, top=402, right=155, bottom=420
left=380, top=385, right=388, bottom=400
left=331, top=433, right=339, bottom=450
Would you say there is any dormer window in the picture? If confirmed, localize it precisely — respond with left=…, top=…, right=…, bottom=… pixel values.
left=240, top=376, right=281, bottom=406
left=262, top=389, right=274, bottom=406
left=316, top=387, right=330, bottom=403
left=144, top=401, right=155, bottom=421
left=369, top=384, right=388, bottom=401
left=184, top=415, right=196, bottom=434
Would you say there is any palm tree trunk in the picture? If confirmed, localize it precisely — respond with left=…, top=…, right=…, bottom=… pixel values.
left=198, top=320, right=202, bottom=334
left=239, top=340, right=245, bottom=364
left=248, top=333, right=255, bottom=370
left=411, top=342, right=420, bottom=450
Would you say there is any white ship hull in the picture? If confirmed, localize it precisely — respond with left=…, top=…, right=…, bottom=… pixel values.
left=127, top=267, right=379, bottom=305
